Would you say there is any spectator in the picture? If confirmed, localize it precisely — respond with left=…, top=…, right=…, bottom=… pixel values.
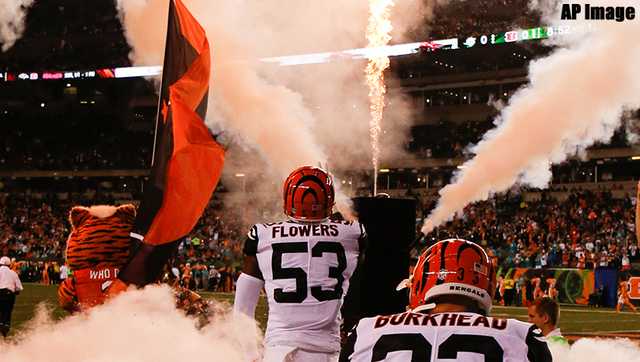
left=208, top=265, right=220, bottom=292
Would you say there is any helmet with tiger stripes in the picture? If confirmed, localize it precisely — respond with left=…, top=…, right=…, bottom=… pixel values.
left=283, top=166, right=335, bottom=221
left=409, top=238, right=496, bottom=314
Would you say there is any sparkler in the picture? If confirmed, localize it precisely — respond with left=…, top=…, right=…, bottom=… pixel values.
left=365, top=0, right=394, bottom=196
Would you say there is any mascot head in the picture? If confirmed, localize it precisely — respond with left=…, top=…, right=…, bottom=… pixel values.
left=65, top=204, right=136, bottom=270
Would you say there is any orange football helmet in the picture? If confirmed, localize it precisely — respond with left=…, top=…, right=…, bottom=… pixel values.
left=283, top=166, right=335, bottom=221
left=409, top=239, right=495, bottom=314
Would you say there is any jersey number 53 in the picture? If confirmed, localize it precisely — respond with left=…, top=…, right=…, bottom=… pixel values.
left=272, top=241, right=347, bottom=303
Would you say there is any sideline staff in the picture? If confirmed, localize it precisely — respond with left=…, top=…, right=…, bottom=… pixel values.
left=0, top=256, right=23, bottom=338
left=528, top=297, right=568, bottom=346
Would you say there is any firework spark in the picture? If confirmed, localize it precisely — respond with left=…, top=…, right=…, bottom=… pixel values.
left=365, top=0, right=394, bottom=196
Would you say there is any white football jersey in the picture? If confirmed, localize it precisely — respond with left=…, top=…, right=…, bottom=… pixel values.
left=244, top=219, right=366, bottom=353
left=340, top=311, right=552, bottom=362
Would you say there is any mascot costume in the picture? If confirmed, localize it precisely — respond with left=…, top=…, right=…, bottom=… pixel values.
left=57, top=204, right=208, bottom=318
left=58, top=204, right=135, bottom=312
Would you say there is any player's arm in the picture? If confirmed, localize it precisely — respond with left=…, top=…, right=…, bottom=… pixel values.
left=526, top=325, right=553, bottom=362
left=341, top=223, right=368, bottom=333
left=233, top=225, right=264, bottom=318
left=338, top=323, right=359, bottom=362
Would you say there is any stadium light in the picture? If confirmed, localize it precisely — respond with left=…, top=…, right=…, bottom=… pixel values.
left=631, top=156, right=640, bottom=160
left=379, top=168, right=390, bottom=173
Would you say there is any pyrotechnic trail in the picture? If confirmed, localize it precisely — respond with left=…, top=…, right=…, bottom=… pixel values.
left=365, top=0, right=394, bottom=196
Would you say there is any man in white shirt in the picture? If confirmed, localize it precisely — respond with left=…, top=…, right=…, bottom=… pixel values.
left=59, top=263, right=69, bottom=283
left=528, top=297, right=568, bottom=346
left=0, top=256, right=23, bottom=338
left=585, top=239, right=595, bottom=253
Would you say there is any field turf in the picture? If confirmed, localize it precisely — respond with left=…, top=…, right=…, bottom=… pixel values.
left=7, top=283, right=640, bottom=339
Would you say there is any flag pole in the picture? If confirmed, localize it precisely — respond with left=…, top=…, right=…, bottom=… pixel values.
left=150, top=0, right=173, bottom=168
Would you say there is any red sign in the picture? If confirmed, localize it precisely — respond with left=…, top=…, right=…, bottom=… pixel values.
left=42, top=72, right=64, bottom=80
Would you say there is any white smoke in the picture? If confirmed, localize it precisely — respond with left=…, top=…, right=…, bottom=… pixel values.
left=4, top=288, right=640, bottom=362
left=423, top=0, right=640, bottom=233
left=0, top=286, right=262, bottom=362
left=0, top=0, right=34, bottom=51
left=550, top=338, right=640, bottom=362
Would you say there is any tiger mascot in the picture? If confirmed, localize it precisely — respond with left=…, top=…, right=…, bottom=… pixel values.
left=58, top=204, right=209, bottom=319
left=57, top=204, right=135, bottom=312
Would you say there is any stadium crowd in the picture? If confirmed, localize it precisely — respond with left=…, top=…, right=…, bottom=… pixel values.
left=427, top=0, right=538, bottom=40
left=0, top=114, right=153, bottom=171
left=0, top=0, right=130, bottom=71
left=409, top=119, right=495, bottom=158
left=418, top=189, right=639, bottom=271
left=408, top=118, right=636, bottom=160
left=2, top=182, right=637, bottom=294
left=3, top=117, right=634, bottom=172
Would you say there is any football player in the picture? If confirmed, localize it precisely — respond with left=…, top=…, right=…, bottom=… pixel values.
left=234, top=166, right=366, bottom=362
left=340, top=239, right=552, bottom=362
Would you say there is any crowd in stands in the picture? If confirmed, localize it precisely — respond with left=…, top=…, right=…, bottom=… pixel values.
left=408, top=118, right=637, bottom=160
left=418, top=190, right=639, bottom=271
left=409, top=119, right=495, bottom=158
left=0, top=0, right=130, bottom=71
left=3, top=178, right=637, bottom=296
left=0, top=194, right=68, bottom=262
left=4, top=114, right=634, bottom=172
left=427, top=0, right=539, bottom=40
left=1, top=127, right=152, bottom=171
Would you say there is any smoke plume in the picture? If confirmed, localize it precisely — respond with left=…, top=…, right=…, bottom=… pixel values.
left=0, top=0, right=33, bottom=51
left=550, top=337, right=640, bottom=362
left=115, top=0, right=435, bottom=221
left=423, top=0, right=640, bottom=233
left=0, top=286, right=262, bottom=362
